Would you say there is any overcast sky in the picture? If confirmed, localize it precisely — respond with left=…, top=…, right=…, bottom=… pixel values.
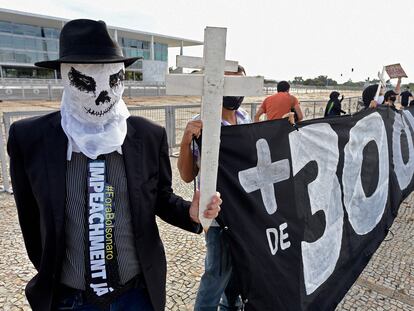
left=1, top=0, right=413, bottom=83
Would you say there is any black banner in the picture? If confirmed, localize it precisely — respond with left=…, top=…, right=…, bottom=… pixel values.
left=216, top=106, right=413, bottom=310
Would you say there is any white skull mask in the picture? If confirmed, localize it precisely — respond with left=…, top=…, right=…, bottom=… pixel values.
left=60, top=63, right=130, bottom=160
left=61, top=63, right=125, bottom=123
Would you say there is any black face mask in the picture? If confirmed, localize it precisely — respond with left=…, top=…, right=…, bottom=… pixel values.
left=390, top=96, right=397, bottom=102
left=223, top=96, right=244, bottom=110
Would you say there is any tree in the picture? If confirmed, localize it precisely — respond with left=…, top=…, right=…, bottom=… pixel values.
left=293, top=76, right=304, bottom=84
left=302, top=75, right=337, bottom=86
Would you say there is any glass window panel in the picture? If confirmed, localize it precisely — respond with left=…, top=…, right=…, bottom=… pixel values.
left=16, top=68, right=35, bottom=78
left=47, top=51, right=58, bottom=60
left=25, top=38, right=37, bottom=50
left=0, top=51, right=15, bottom=62
left=13, top=37, right=25, bottom=49
left=36, top=38, right=44, bottom=50
left=35, top=68, right=54, bottom=79
left=155, top=51, right=162, bottom=61
left=124, top=48, right=132, bottom=57
left=124, top=38, right=132, bottom=47
left=46, top=40, right=58, bottom=52
left=43, top=27, right=60, bottom=39
left=142, top=41, right=149, bottom=49
left=27, top=52, right=38, bottom=63
left=4, top=68, right=18, bottom=78
left=14, top=51, right=29, bottom=63
left=0, top=34, right=13, bottom=48
left=0, top=21, right=13, bottom=33
left=143, top=51, right=150, bottom=59
left=23, top=24, right=42, bottom=37
left=12, top=24, right=26, bottom=35
left=130, top=39, right=138, bottom=48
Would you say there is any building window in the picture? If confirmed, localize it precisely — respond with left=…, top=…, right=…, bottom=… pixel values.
left=125, top=71, right=142, bottom=81
left=0, top=21, right=60, bottom=66
left=154, top=42, right=168, bottom=61
left=2, top=66, right=55, bottom=79
left=0, top=21, right=13, bottom=33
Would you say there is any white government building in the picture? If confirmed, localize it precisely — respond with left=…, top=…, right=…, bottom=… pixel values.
left=0, top=8, right=203, bottom=82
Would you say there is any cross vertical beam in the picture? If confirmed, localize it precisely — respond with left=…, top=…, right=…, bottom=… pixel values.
left=198, top=27, right=227, bottom=229
left=375, top=66, right=386, bottom=101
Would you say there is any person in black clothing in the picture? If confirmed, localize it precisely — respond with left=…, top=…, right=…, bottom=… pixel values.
left=324, top=91, right=346, bottom=117
left=383, top=90, right=398, bottom=108
left=7, top=19, right=222, bottom=311
left=400, top=87, right=413, bottom=107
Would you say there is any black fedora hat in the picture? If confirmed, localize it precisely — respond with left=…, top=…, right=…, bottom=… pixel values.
left=35, top=19, right=141, bottom=69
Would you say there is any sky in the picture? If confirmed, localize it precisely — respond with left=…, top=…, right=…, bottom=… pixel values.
left=1, top=0, right=413, bottom=83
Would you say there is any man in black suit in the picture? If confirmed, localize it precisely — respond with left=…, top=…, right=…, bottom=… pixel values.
left=8, top=19, right=221, bottom=311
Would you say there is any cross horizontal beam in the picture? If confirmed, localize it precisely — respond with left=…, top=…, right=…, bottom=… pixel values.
left=176, top=55, right=239, bottom=72
left=165, top=74, right=264, bottom=96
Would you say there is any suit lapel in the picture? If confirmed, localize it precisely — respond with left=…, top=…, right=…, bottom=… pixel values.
left=122, top=119, right=143, bottom=237
left=43, top=112, right=67, bottom=250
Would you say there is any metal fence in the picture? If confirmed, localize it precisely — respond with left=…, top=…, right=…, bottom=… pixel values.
left=0, top=83, right=167, bottom=100
left=0, top=96, right=362, bottom=193
left=0, top=78, right=363, bottom=101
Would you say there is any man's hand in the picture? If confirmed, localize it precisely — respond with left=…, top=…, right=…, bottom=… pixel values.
left=189, top=190, right=221, bottom=223
left=282, top=112, right=295, bottom=125
left=181, top=120, right=203, bottom=145
left=369, top=100, right=378, bottom=109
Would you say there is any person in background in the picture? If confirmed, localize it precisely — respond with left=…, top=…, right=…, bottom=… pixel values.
left=178, top=65, right=249, bottom=311
left=324, top=91, right=346, bottom=117
left=400, top=86, right=413, bottom=108
left=365, top=77, right=402, bottom=108
left=383, top=90, right=398, bottom=108
left=254, top=80, right=303, bottom=122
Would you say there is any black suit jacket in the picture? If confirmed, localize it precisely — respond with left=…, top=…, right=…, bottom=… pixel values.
left=7, top=111, right=201, bottom=311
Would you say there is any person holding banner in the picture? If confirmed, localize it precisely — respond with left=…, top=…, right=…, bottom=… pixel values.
left=7, top=19, right=221, bottom=311
left=383, top=90, right=399, bottom=108
left=178, top=65, right=249, bottom=311
left=365, top=77, right=402, bottom=108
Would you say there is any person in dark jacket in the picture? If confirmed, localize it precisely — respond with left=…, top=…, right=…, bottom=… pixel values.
left=324, top=91, right=346, bottom=117
left=7, top=19, right=221, bottom=311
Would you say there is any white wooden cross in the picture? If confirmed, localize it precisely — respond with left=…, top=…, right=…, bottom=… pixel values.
left=166, top=27, right=263, bottom=230
left=375, top=66, right=387, bottom=102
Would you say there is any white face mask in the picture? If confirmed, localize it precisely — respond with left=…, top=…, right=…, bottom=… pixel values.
left=61, top=63, right=126, bottom=123
left=376, top=95, right=385, bottom=105
left=60, top=63, right=130, bottom=160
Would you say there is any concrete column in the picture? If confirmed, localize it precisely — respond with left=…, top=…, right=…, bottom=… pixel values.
left=180, top=40, right=184, bottom=55
left=113, top=29, right=118, bottom=42
left=150, top=35, right=154, bottom=60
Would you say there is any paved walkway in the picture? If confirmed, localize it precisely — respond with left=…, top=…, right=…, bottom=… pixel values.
left=0, top=158, right=413, bottom=310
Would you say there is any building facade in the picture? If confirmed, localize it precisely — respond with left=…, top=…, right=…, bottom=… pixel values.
left=0, top=8, right=202, bottom=82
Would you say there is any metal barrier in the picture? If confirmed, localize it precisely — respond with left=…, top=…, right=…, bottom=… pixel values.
left=0, top=79, right=362, bottom=101
left=0, top=84, right=167, bottom=101
left=0, top=97, right=362, bottom=193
